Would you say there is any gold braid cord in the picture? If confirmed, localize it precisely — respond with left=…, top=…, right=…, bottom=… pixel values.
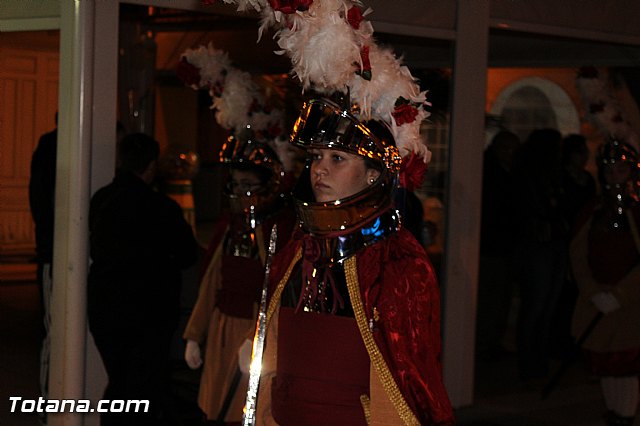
left=265, top=247, right=302, bottom=326
left=360, top=394, right=371, bottom=424
left=344, top=256, right=420, bottom=426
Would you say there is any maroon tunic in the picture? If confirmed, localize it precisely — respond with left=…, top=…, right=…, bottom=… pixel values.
left=582, top=207, right=640, bottom=375
left=272, top=307, right=370, bottom=425
left=216, top=254, right=264, bottom=318
left=267, top=228, right=455, bottom=425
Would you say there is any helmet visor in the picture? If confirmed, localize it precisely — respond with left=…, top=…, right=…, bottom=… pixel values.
left=290, top=98, right=400, bottom=173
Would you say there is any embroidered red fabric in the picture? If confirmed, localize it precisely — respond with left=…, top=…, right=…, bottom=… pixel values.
left=268, top=229, right=455, bottom=425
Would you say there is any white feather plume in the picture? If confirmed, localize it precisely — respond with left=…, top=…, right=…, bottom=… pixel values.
left=179, top=42, right=283, bottom=137
left=275, top=0, right=360, bottom=92
left=576, top=68, right=639, bottom=149
left=391, top=109, right=430, bottom=160
left=182, top=44, right=231, bottom=89
left=349, top=44, right=422, bottom=120
left=212, top=69, right=255, bottom=130
left=213, top=0, right=434, bottom=162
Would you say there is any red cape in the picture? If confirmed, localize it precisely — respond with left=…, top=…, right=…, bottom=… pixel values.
left=268, top=228, right=454, bottom=425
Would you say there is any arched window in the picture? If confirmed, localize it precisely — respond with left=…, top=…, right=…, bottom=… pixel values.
left=490, top=77, right=580, bottom=143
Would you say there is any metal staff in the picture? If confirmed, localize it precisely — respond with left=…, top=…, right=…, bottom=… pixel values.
left=242, top=224, right=278, bottom=426
left=541, top=311, right=603, bottom=399
left=215, top=207, right=263, bottom=424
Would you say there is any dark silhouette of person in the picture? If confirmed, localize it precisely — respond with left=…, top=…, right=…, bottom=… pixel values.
left=87, top=133, right=198, bottom=425
left=29, top=113, right=57, bottom=312
left=28, top=112, right=57, bottom=421
left=476, top=130, right=520, bottom=361
left=512, top=128, right=568, bottom=382
left=551, top=133, right=597, bottom=358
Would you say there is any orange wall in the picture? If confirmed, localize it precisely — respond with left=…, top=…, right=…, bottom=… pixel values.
left=486, top=67, right=584, bottom=115
left=486, top=67, right=602, bottom=175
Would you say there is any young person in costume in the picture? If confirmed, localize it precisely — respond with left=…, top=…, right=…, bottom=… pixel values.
left=196, top=2, right=454, bottom=423
left=570, top=139, right=640, bottom=426
left=252, top=97, right=454, bottom=425
left=177, top=43, right=298, bottom=424
left=183, top=133, right=295, bottom=424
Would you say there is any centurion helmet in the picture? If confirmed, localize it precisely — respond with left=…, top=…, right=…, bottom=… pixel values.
left=219, top=129, right=284, bottom=216
left=597, top=138, right=640, bottom=200
left=289, top=97, right=402, bottom=237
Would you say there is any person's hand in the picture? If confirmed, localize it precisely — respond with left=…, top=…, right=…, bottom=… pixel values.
left=590, top=292, right=621, bottom=314
left=185, top=340, right=203, bottom=369
left=238, top=338, right=253, bottom=375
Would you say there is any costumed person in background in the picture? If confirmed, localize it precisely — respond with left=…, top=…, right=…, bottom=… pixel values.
left=177, top=44, right=297, bottom=425
left=88, top=133, right=198, bottom=426
left=570, top=138, right=640, bottom=426
left=183, top=134, right=295, bottom=424
left=253, top=96, right=453, bottom=425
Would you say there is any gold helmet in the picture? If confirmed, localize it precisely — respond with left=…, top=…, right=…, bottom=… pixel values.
left=219, top=130, right=284, bottom=216
left=289, top=98, right=401, bottom=237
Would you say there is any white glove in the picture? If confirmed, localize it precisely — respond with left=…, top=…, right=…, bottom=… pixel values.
left=184, top=339, right=203, bottom=369
left=238, top=338, right=253, bottom=375
left=590, top=292, right=621, bottom=314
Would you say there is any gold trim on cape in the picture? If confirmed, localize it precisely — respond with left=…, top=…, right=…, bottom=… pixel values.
left=265, top=247, right=302, bottom=326
left=263, top=248, right=419, bottom=425
left=345, top=256, right=420, bottom=426
left=360, top=394, right=371, bottom=424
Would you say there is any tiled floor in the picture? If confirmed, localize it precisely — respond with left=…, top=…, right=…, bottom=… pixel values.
left=1, top=278, right=637, bottom=426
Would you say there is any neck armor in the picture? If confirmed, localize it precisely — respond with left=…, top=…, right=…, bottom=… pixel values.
left=295, top=208, right=400, bottom=315
left=293, top=163, right=398, bottom=238
left=300, top=208, right=401, bottom=266
left=224, top=205, right=259, bottom=258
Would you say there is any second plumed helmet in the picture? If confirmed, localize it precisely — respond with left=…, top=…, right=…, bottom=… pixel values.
left=219, top=129, right=284, bottom=215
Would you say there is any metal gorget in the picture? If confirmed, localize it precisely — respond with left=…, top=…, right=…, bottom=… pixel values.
left=282, top=209, right=400, bottom=315
left=292, top=162, right=398, bottom=238
left=301, top=208, right=401, bottom=265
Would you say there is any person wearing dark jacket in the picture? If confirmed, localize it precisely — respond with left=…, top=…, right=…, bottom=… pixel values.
left=476, top=130, right=520, bottom=361
left=28, top=114, right=58, bottom=422
left=29, top=120, right=57, bottom=280
left=88, top=133, right=198, bottom=426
